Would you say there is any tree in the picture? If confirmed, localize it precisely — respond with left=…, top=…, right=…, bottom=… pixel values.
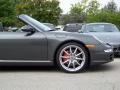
left=59, top=14, right=71, bottom=25
left=86, top=8, right=120, bottom=29
left=67, top=0, right=89, bottom=23
left=86, top=0, right=100, bottom=22
left=87, top=0, right=100, bottom=15
left=95, top=0, right=120, bottom=28
left=68, top=0, right=100, bottom=23
left=103, top=0, right=117, bottom=12
left=16, top=0, right=61, bottom=25
left=0, top=0, right=19, bottom=26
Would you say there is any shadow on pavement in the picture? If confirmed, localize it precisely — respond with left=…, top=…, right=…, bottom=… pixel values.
left=115, top=55, right=120, bottom=58
left=0, top=66, right=58, bottom=72
left=0, top=63, right=116, bottom=73
left=87, top=63, right=116, bottom=73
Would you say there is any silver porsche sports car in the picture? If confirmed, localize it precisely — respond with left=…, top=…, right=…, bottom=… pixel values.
left=0, top=15, right=113, bottom=73
left=80, top=23, right=120, bottom=55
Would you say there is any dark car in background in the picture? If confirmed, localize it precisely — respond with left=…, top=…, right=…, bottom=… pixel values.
left=64, top=23, right=120, bottom=55
left=0, top=15, right=113, bottom=73
left=63, top=23, right=83, bottom=32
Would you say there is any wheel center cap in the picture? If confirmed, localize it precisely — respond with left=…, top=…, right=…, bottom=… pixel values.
left=70, top=55, right=76, bottom=61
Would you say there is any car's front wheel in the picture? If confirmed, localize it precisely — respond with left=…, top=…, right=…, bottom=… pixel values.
left=56, top=43, right=88, bottom=73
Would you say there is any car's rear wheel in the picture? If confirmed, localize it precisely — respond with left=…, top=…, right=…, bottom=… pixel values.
left=56, top=43, right=88, bottom=73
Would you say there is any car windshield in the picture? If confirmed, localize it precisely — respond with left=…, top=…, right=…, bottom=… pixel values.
left=85, top=24, right=119, bottom=32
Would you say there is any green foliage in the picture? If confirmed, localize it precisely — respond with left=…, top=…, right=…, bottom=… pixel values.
left=0, top=0, right=61, bottom=26
left=87, top=0, right=120, bottom=28
left=86, top=11, right=120, bottom=29
left=0, top=0, right=18, bottom=26
left=87, top=0, right=100, bottom=15
left=0, top=0, right=120, bottom=28
left=16, top=0, right=61, bottom=25
left=60, top=0, right=100, bottom=24
left=69, top=0, right=88, bottom=23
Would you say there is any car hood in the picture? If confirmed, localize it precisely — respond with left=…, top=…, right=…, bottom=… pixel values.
left=89, top=32, right=120, bottom=45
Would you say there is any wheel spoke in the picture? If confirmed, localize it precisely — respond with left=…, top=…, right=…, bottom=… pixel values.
left=63, top=50, right=70, bottom=55
left=69, top=47, right=72, bottom=54
left=60, top=56, right=69, bottom=59
left=76, top=57, right=84, bottom=61
left=73, top=61, right=75, bottom=69
left=73, top=48, right=77, bottom=54
left=75, top=60, right=81, bottom=66
left=67, top=61, right=71, bottom=68
left=75, top=52, right=83, bottom=56
left=63, top=59, right=69, bottom=64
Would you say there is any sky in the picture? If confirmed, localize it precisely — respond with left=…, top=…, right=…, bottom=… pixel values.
left=59, top=0, right=120, bottom=14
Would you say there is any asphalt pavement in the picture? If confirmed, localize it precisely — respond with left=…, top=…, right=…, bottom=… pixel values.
left=0, top=58, right=120, bottom=90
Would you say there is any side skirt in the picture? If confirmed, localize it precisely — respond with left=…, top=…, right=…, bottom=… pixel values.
left=0, top=60, right=53, bottom=66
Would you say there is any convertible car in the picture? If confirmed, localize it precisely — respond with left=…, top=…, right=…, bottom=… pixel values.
left=0, top=15, right=113, bottom=73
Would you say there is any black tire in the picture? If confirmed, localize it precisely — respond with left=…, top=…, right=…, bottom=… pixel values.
left=56, top=42, right=88, bottom=73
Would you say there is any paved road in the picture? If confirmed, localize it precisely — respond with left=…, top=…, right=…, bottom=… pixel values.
left=0, top=58, right=120, bottom=90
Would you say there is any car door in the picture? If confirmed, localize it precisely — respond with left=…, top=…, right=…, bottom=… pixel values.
left=0, top=32, right=47, bottom=61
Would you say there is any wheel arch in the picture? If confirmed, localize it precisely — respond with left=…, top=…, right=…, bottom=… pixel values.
left=54, top=40, right=91, bottom=66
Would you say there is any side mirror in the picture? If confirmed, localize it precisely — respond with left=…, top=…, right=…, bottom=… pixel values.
left=21, top=25, right=34, bottom=32
left=21, top=25, right=35, bottom=36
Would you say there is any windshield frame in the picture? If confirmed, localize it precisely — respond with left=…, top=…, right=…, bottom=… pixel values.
left=18, top=14, right=52, bottom=32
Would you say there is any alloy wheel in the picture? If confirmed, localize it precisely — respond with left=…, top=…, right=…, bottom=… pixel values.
left=59, top=45, right=86, bottom=72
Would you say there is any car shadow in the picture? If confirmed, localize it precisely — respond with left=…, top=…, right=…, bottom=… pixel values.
left=86, top=63, right=116, bottom=73
left=0, top=66, right=58, bottom=72
left=115, top=55, right=120, bottom=58
left=0, top=63, right=116, bottom=73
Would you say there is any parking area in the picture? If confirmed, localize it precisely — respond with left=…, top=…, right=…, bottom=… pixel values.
left=0, top=58, right=119, bottom=90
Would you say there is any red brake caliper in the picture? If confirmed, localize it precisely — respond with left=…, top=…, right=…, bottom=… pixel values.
left=63, top=51, right=69, bottom=62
